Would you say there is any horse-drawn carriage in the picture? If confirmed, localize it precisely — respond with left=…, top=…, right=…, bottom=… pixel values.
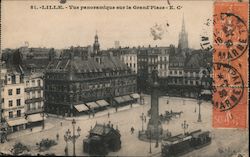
left=159, top=110, right=183, bottom=122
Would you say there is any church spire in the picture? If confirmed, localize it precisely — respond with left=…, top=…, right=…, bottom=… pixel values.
left=181, top=14, right=185, bottom=32
left=178, top=15, right=188, bottom=52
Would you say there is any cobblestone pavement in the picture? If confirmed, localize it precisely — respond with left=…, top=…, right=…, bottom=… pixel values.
left=0, top=95, right=248, bottom=157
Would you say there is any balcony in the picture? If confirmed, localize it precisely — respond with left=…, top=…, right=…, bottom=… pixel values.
left=25, top=86, right=43, bottom=92
left=25, top=97, right=44, bottom=104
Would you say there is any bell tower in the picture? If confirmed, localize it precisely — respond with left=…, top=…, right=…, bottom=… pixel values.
left=93, top=31, right=100, bottom=55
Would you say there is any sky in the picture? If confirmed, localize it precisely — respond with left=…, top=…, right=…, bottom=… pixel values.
left=1, top=0, right=213, bottom=50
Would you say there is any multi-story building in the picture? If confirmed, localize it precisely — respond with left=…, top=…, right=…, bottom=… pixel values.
left=0, top=65, right=27, bottom=132
left=24, top=72, right=44, bottom=127
left=119, top=48, right=138, bottom=74
left=137, top=45, right=171, bottom=93
left=44, top=53, right=137, bottom=117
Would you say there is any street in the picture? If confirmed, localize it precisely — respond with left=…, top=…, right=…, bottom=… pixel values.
left=0, top=95, right=248, bottom=157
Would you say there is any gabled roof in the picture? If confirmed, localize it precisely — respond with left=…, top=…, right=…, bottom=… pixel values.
left=90, top=123, right=120, bottom=137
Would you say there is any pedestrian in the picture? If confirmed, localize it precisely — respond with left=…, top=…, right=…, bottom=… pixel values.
left=56, top=133, right=59, bottom=141
left=60, top=122, right=63, bottom=126
left=64, top=146, right=68, bottom=156
left=108, top=112, right=110, bottom=118
left=131, top=127, right=134, bottom=134
left=30, top=127, right=33, bottom=132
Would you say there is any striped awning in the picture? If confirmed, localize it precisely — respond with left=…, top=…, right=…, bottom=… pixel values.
left=114, top=97, right=125, bottom=103
left=74, top=104, right=89, bottom=112
left=7, top=118, right=28, bottom=127
left=122, top=95, right=133, bottom=102
left=27, top=113, right=44, bottom=122
left=96, top=100, right=109, bottom=107
left=86, top=102, right=100, bottom=109
left=130, top=93, right=140, bottom=99
left=201, top=90, right=212, bottom=95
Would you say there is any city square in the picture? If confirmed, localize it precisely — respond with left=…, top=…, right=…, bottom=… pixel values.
left=0, top=95, right=248, bottom=156
left=1, top=0, right=248, bottom=156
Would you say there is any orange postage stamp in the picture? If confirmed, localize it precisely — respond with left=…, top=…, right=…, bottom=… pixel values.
left=213, top=2, right=248, bottom=128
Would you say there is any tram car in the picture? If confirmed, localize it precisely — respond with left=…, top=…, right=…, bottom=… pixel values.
left=83, top=123, right=121, bottom=156
left=161, top=130, right=211, bottom=157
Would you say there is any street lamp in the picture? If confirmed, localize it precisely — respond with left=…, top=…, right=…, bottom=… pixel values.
left=181, top=120, right=189, bottom=135
left=64, top=119, right=81, bottom=156
left=140, top=113, right=146, bottom=131
left=149, top=129, right=152, bottom=154
left=197, top=97, right=202, bottom=122
left=40, top=112, right=45, bottom=130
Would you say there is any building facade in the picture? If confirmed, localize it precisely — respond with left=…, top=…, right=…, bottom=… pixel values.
left=24, top=72, right=45, bottom=127
left=44, top=54, right=137, bottom=117
left=0, top=66, right=27, bottom=132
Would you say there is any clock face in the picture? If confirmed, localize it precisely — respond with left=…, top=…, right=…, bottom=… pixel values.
left=213, top=13, right=248, bottom=61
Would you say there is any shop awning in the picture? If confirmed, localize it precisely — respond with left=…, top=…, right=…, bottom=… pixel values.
left=86, top=102, right=100, bottom=109
left=96, top=100, right=109, bottom=107
left=27, top=113, right=44, bottom=122
left=201, top=90, right=212, bottom=95
left=114, top=97, right=125, bottom=103
left=130, top=93, right=140, bottom=99
left=74, top=104, right=89, bottom=112
left=122, top=95, right=133, bottom=102
left=7, top=118, right=28, bottom=127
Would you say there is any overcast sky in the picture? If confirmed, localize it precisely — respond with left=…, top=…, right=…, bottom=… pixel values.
left=1, top=0, right=213, bottom=50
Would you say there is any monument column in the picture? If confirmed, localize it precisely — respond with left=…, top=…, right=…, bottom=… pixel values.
left=147, top=67, right=162, bottom=139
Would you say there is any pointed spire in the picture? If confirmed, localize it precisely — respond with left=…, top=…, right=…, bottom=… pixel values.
left=181, top=14, right=185, bottom=32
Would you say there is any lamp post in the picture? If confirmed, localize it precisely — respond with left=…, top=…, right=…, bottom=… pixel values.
left=149, top=129, right=152, bottom=154
left=64, top=119, right=81, bottom=156
left=40, top=111, right=45, bottom=130
left=197, top=98, right=202, bottom=122
left=181, top=120, right=189, bottom=135
left=140, top=113, right=146, bottom=131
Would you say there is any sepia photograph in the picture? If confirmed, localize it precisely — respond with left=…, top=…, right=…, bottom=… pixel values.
left=0, top=0, right=248, bottom=156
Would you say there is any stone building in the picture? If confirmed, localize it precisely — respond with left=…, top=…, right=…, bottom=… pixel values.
left=44, top=54, right=137, bottom=117
left=110, top=47, right=138, bottom=74
left=0, top=65, right=27, bottom=132
left=24, top=72, right=45, bottom=128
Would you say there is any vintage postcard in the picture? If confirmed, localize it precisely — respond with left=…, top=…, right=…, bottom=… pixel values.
left=0, top=0, right=248, bottom=156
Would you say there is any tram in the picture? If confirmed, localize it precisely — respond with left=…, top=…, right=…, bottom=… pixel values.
left=161, top=130, right=211, bottom=157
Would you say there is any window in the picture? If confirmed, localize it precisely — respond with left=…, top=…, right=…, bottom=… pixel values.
left=175, top=71, right=177, bottom=74
left=37, top=80, right=41, bottom=86
left=38, top=91, right=41, bottom=97
left=8, top=100, right=13, bottom=107
left=32, top=80, right=35, bottom=86
left=8, top=89, right=13, bottom=96
left=32, top=91, right=36, bottom=98
left=9, top=111, right=13, bottom=118
left=16, top=88, right=21, bottom=95
left=38, top=102, right=42, bottom=109
left=170, top=71, right=172, bottom=74
left=179, top=71, right=182, bottom=75
left=17, top=110, right=21, bottom=117
left=17, top=99, right=21, bottom=106
left=26, top=81, right=29, bottom=86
